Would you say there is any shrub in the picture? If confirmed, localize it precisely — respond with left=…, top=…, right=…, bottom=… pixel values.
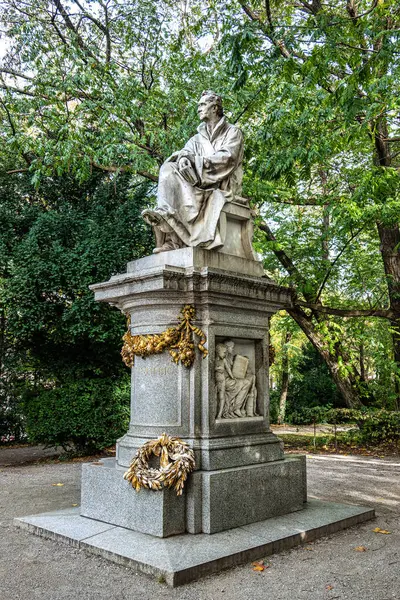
left=356, top=410, right=400, bottom=445
left=285, top=344, right=342, bottom=418
left=0, top=401, right=26, bottom=444
left=269, top=389, right=280, bottom=424
left=23, top=375, right=130, bottom=454
left=287, top=405, right=333, bottom=425
left=326, top=408, right=364, bottom=424
left=0, top=379, right=26, bottom=445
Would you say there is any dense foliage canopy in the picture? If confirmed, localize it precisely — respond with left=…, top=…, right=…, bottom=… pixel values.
left=0, top=0, right=399, bottom=447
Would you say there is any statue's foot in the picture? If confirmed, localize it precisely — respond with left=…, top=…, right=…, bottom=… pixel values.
left=142, top=208, right=162, bottom=226
left=153, top=239, right=182, bottom=253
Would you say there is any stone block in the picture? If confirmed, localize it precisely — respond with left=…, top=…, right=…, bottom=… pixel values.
left=197, top=433, right=284, bottom=471
left=80, top=459, right=185, bottom=538
left=200, top=455, right=306, bottom=533
left=15, top=499, right=375, bottom=587
left=125, top=246, right=265, bottom=278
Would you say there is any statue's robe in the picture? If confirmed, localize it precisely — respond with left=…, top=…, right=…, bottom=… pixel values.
left=151, top=116, right=244, bottom=249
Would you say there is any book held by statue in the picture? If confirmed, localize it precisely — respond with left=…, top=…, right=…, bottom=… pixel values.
left=232, top=355, right=249, bottom=379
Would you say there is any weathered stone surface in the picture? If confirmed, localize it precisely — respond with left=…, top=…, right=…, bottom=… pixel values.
left=218, top=201, right=257, bottom=260
left=124, top=246, right=265, bottom=277
left=15, top=499, right=375, bottom=587
left=117, top=433, right=284, bottom=473
left=86, top=248, right=300, bottom=538
left=80, top=459, right=185, bottom=538
left=15, top=510, right=114, bottom=547
left=200, top=455, right=306, bottom=534
left=81, top=455, right=305, bottom=537
left=92, top=250, right=292, bottom=475
left=131, top=354, right=185, bottom=429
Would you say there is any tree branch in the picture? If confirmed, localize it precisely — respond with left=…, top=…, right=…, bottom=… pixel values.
left=91, top=161, right=158, bottom=182
left=314, top=226, right=366, bottom=303
left=71, top=0, right=108, bottom=34
left=297, top=301, right=396, bottom=319
left=6, top=168, right=29, bottom=174
left=51, top=0, right=97, bottom=60
left=346, top=0, right=358, bottom=19
left=0, top=98, right=32, bottom=167
left=238, top=1, right=294, bottom=59
left=258, top=220, right=313, bottom=299
left=137, top=170, right=158, bottom=183
left=0, top=68, right=34, bottom=81
left=0, top=98, right=16, bottom=135
left=264, top=0, right=273, bottom=29
left=0, top=83, right=50, bottom=99
left=50, top=10, right=69, bottom=47
left=347, top=0, right=379, bottom=20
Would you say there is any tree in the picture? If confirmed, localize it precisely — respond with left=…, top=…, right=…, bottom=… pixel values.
left=1, top=0, right=399, bottom=408
left=0, top=162, right=153, bottom=448
left=215, top=0, right=400, bottom=407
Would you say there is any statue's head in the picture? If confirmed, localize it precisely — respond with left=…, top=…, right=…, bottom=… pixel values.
left=216, top=343, right=227, bottom=358
left=198, top=90, right=224, bottom=121
left=224, top=340, right=235, bottom=354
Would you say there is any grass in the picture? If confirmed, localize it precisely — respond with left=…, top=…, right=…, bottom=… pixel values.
left=278, top=431, right=400, bottom=457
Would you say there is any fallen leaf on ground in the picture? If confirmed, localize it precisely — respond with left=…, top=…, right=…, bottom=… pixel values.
left=304, top=546, right=313, bottom=551
left=354, top=546, right=368, bottom=552
left=252, top=560, right=269, bottom=572
left=372, top=527, right=391, bottom=534
left=326, top=584, right=334, bottom=590
left=51, top=483, right=64, bottom=487
left=71, top=503, right=78, bottom=507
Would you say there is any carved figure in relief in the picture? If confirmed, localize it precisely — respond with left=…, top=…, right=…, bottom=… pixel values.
left=142, top=91, right=244, bottom=253
left=215, top=340, right=259, bottom=419
left=215, top=343, right=231, bottom=418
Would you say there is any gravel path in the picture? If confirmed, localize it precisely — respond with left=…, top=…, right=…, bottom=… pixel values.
left=0, top=453, right=399, bottom=600
left=0, top=445, right=61, bottom=467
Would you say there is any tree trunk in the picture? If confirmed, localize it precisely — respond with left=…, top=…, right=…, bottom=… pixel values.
left=0, top=307, right=4, bottom=381
left=259, top=220, right=363, bottom=408
left=376, top=224, right=400, bottom=410
left=288, top=306, right=363, bottom=408
left=359, top=341, right=366, bottom=382
left=277, top=332, right=291, bottom=424
left=374, top=118, right=400, bottom=411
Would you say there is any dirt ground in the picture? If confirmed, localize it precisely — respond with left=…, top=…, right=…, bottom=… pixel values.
left=271, top=424, right=355, bottom=435
left=0, top=444, right=399, bottom=600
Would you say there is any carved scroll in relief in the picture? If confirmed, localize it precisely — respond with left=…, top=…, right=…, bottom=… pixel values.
left=215, top=340, right=259, bottom=420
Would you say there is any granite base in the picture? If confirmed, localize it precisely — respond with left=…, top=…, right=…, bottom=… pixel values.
left=15, top=500, right=375, bottom=587
left=80, top=456, right=306, bottom=536
left=81, top=459, right=185, bottom=538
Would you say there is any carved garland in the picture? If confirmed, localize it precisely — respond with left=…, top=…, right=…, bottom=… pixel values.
left=121, top=304, right=208, bottom=368
left=123, top=433, right=195, bottom=496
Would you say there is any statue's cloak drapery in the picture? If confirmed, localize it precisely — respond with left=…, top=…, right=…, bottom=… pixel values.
left=153, top=116, right=244, bottom=248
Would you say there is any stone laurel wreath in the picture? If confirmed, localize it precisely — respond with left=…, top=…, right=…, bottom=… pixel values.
left=123, top=433, right=196, bottom=496
left=121, top=304, right=208, bottom=368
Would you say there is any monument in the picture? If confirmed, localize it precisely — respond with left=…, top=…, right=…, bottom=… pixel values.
left=15, top=91, right=374, bottom=586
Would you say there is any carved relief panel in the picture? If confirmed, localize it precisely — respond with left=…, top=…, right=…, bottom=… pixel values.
left=214, top=338, right=260, bottom=420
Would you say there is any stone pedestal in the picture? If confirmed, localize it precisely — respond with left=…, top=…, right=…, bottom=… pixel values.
left=85, top=247, right=307, bottom=537
left=16, top=246, right=375, bottom=586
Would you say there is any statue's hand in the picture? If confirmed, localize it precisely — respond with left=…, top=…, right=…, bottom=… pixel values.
left=178, top=157, right=199, bottom=185
left=177, top=151, right=195, bottom=165
left=178, top=157, right=191, bottom=171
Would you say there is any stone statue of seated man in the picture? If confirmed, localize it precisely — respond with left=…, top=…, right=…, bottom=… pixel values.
left=142, top=91, right=245, bottom=254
